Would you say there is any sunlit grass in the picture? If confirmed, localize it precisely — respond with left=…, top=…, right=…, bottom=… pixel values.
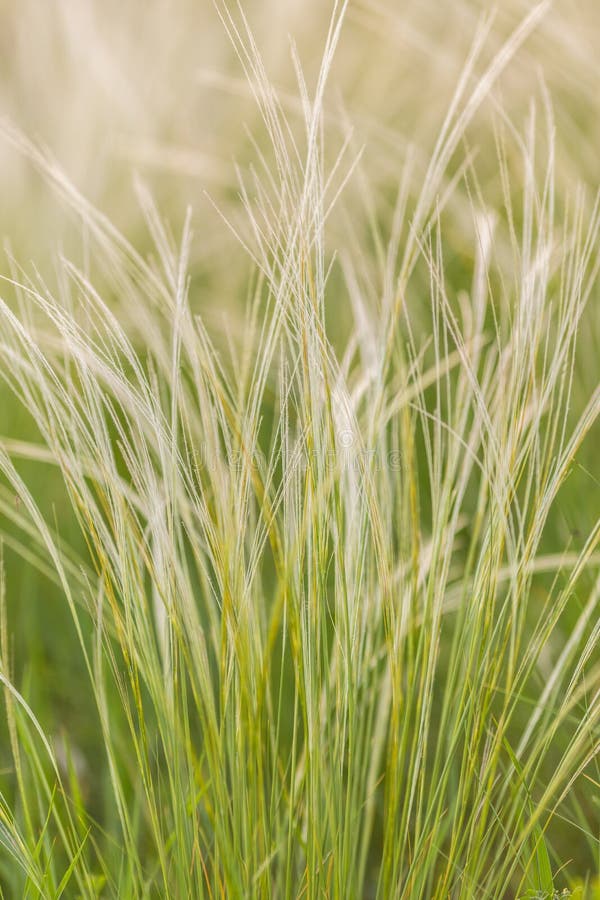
left=0, top=2, right=599, bottom=897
